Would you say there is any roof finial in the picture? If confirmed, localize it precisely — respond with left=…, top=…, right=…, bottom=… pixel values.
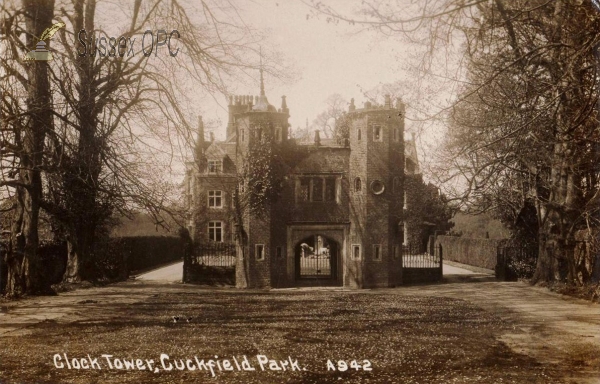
left=252, top=48, right=274, bottom=112
left=259, top=46, right=265, bottom=97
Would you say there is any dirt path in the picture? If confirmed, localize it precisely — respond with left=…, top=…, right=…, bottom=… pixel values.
left=136, top=261, right=183, bottom=282
left=0, top=281, right=162, bottom=337
left=1, top=269, right=599, bottom=382
left=393, top=274, right=600, bottom=383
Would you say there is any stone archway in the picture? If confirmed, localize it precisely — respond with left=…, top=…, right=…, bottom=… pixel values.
left=287, top=224, right=347, bottom=287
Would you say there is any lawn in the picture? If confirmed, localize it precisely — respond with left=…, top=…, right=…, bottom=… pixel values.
left=0, top=283, right=562, bottom=383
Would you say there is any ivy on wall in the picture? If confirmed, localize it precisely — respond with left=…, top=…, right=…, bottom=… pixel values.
left=238, top=121, right=307, bottom=216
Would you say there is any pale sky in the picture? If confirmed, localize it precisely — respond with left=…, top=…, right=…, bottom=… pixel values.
left=203, top=0, right=417, bottom=138
left=191, top=0, right=461, bottom=183
left=60, top=0, right=448, bottom=185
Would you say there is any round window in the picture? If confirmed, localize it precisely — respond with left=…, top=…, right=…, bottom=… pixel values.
left=370, top=180, right=385, bottom=195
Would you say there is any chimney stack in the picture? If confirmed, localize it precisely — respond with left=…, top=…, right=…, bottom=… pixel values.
left=195, top=115, right=205, bottom=162
left=281, top=95, right=289, bottom=115
left=396, top=97, right=405, bottom=114
left=314, top=130, right=321, bottom=146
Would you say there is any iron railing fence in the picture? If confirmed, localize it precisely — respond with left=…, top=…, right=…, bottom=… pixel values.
left=402, top=243, right=441, bottom=268
left=185, top=242, right=443, bottom=270
left=191, top=241, right=236, bottom=267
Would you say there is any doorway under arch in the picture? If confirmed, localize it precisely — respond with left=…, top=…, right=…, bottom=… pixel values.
left=295, top=234, right=339, bottom=282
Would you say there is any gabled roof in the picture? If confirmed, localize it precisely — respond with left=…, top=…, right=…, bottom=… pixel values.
left=221, top=142, right=237, bottom=160
left=204, top=141, right=237, bottom=165
left=205, top=141, right=229, bottom=159
left=292, top=147, right=350, bottom=174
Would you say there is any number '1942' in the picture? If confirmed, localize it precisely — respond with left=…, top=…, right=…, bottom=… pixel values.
left=326, top=359, right=372, bottom=371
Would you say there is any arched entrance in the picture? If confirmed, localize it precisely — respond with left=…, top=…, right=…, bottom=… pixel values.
left=295, top=235, right=339, bottom=281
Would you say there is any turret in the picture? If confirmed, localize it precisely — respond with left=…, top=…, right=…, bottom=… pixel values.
left=346, top=94, right=405, bottom=288
left=233, top=58, right=291, bottom=289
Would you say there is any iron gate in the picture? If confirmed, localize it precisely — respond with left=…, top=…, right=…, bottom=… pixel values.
left=296, top=235, right=337, bottom=279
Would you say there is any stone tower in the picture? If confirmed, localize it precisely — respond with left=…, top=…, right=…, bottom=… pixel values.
left=347, top=95, right=405, bottom=287
left=233, top=66, right=290, bottom=288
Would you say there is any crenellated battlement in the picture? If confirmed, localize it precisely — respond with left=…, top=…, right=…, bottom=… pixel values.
left=348, top=94, right=405, bottom=114
left=226, top=93, right=290, bottom=139
left=229, top=94, right=257, bottom=106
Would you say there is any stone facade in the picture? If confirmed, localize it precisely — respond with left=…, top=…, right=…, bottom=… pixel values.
left=185, top=81, right=445, bottom=288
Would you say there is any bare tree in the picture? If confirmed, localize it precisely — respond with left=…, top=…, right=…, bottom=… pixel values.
left=441, top=1, right=600, bottom=284
left=312, top=93, right=347, bottom=139
left=47, top=0, right=266, bottom=283
left=306, top=0, right=600, bottom=284
left=0, top=0, right=56, bottom=296
left=1, top=0, right=270, bottom=290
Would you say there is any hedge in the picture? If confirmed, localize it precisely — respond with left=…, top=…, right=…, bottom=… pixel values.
left=108, top=236, right=185, bottom=275
left=435, top=236, right=504, bottom=270
left=0, top=236, right=185, bottom=293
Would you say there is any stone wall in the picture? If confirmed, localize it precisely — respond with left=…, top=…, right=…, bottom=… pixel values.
left=436, top=236, right=504, bottom=270
left=402, top=268, right=442, bottom=284
left=245, top=213, right=272, bottom=288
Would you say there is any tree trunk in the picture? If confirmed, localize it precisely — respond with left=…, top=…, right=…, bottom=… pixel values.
left=592, top=249, right=600, bottom=282
left=234, top=226, right=249, bottom=288
left=5, top=0, right=55, bottom=297
left=532, top=137, right=579, bottom=284
left=60, top=0, right=102, bottom=283
left=6, top=200, right=26, bottom=295
left=63, top=239, right=80, bottom=283
left=63, top=223, right=96, bottom=282
left=234, top=217, right=250, bottom=289
left=233, top=188, right=250, bottom=288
